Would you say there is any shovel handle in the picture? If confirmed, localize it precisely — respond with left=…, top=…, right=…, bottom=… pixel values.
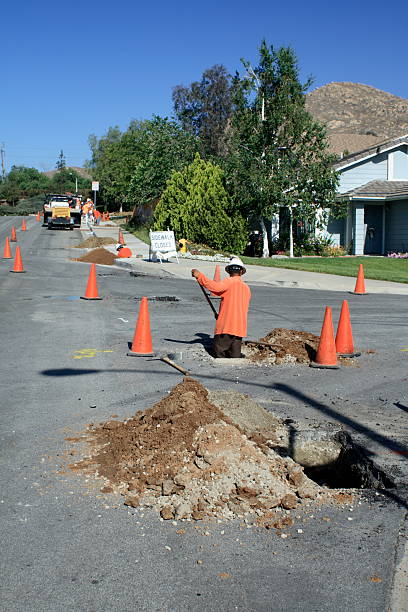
left=197, top=280, right=218, bottom=320
left=160, top=356, right=190, bottom=376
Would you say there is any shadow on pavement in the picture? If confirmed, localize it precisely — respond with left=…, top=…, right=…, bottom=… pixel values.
left=394, top=401, right=408, bottom=414
left=163, top=332, right=212, bottom=347
left=41, top=366, right=408, bottom=457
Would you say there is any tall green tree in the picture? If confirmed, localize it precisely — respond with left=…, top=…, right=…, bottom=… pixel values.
left=88, top=118, right=198, bottom=213
left=127, top=116, right=197, bottom=209
left=88, top=123, right=154, bottom=211
left=154, top=153, right=247, bottom=253
left=0, top=166, right=50, bottom=202
left=49, top=168, right=91, bottom=195
left=172, top=65, right=233, bottom=158
left=227, top=41, right=338, bottom=257
left=56, top=150, right=66, bottom=170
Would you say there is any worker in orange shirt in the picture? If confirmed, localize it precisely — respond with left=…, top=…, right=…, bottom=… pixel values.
left=94, top=209, right=101, bottom=225
left=82, top=199, right=91, bottom=222
left=191, top=256, right=251, bottom=358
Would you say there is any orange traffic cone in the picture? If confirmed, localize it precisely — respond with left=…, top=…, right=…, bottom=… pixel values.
left=310, top=306, right=339, bottom=369
left=80, top=263, right=102, bottom=300
left=335, top=300, right=361, bottom=358
left=21, top=218, right=27, bottom=231
left=209, top=265, right=221, bottom=297
left=10, top=246, right=25, bottom=273
left=351, top=264, right=367, bottom=295
left=127, top=297, right=155, bottom=356
left=119, top=229, right=125, bottom=245
left=36, top=211, right=41, bottom=222
left=3, top=237, right=12, bottom=259
left=11, top=226, right=17, bottom=242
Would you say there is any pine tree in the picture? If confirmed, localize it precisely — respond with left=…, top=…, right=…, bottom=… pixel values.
left=56, top=150, right=66, bottom=170
left=154, top=154, right=247, bottom=253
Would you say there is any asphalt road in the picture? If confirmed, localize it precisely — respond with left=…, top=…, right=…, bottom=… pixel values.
left=0, top=217, right=407, bottom=612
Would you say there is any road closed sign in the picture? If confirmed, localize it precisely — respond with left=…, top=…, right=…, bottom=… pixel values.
left=150, top=231, right=176, bottom=253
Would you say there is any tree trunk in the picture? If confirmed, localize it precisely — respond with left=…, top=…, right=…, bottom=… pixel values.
left=289, top=208, right=294, bottom=258
left=260, top=217, right=269, bottom=258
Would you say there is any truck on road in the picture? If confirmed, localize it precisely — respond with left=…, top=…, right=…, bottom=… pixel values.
left=43, top=194, right=82, bottom=230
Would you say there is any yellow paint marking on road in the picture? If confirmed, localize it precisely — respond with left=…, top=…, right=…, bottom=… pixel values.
left=400, top=349, right=408, bottom=352
left=72, top=349, right=113, bottom=360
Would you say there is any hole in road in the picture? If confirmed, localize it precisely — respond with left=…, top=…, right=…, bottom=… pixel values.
left=282, top=428, right=395, bottom=490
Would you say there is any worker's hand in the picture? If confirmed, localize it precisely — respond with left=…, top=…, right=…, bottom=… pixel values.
left=191, top=269, right=200, bottom=278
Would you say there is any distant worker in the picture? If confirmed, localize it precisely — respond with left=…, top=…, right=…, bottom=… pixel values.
left=191, top=256, right=251, bottom=358
left=94, top=209, right=101, bottom=225
left=83, top=198, right=94, bottom=224
left=116, top=244, right=132, bottom=258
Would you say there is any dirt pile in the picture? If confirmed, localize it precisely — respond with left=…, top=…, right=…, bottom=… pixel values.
left=75, top=247, right=117, bottom=265
left=72, top=378, right=322, bottom=521
left=75, top=237, right=116, bottom=249
left=243, top=328, right=320, bottom=364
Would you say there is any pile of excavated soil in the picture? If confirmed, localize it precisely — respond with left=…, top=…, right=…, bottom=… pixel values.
left=75, top=247, right=117, bottom=265
left=75, top=237, right=116, bottom=248
left=243, top=328, right=320, bottom=364
left=71, top=378, right=323, bottom=521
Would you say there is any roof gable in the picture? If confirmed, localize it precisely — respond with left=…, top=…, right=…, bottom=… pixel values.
left=334, top=134, right=408, bottom=171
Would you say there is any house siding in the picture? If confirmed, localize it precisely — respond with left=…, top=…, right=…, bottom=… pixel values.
left=324, top=216, right=345, bottom=246
left=338, top=153, right=388, bottom=193
left=392, top=146, right=408, bottom=180
left=385, top=200, right=408, bottom=253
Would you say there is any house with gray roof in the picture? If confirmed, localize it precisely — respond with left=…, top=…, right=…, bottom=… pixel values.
left=326, top=134, right=408, bottom=254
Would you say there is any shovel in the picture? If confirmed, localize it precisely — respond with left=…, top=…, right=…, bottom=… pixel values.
left=148, top=354, right=190, bottom=376
left=196, top=279, right=218, bottom=320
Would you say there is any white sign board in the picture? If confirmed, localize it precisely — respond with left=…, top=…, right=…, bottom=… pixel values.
left=149, top=230, right=179, bottom=263
left=150, top=231, right=176, bottom=253
left=92, top=181, right=99, bottom=191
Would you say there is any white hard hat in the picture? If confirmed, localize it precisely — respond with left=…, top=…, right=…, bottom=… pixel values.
left=225, top=256, right=246, bottom=274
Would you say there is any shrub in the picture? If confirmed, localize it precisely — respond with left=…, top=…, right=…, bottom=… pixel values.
left=154, top=154, right=247, bottom=254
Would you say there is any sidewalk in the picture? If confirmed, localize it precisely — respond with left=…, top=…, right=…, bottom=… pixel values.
left=86, top=222, right=408, bottom=295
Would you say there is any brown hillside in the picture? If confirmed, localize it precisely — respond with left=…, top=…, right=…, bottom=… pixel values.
left=43, top=166, right=92, bottom=179
left=306, top=82, right=408, bottom=155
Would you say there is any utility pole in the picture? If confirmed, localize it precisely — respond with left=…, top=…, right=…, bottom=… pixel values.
left=0, top=143, right=5, bottom=180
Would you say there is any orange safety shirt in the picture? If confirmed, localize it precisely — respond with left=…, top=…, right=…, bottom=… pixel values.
left=196, top=272, right=251, bottom=338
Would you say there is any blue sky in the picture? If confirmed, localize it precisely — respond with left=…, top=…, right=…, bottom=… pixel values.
left=3, top=0, right=408, bottom=172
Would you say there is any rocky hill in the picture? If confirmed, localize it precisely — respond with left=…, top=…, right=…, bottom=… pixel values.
left=305, top=82, right=408, bottom=155
left=43, top=166, right=92, bottom=179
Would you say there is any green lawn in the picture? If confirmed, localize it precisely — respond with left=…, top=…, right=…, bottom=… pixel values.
left=240, top=255, right=408, bottom=284
left=124, top=223, right=407, bottom=284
